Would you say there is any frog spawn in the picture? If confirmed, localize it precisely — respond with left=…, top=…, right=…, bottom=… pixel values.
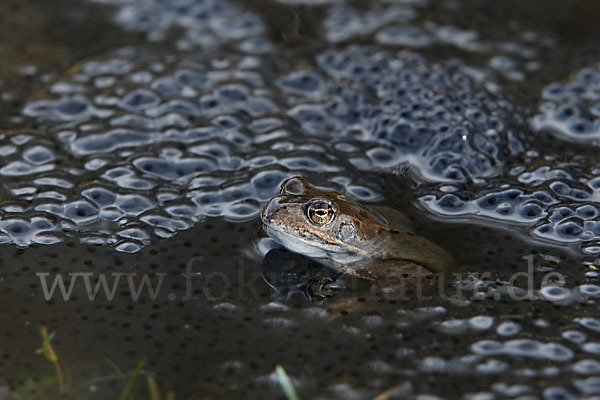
left=14, top=43, right=533, bottom=252
left=420, top=160, right=600, bottom=253
left=533, top=64, right=600, bottom=143
left=284, top=46, right=525, bottom=182
left=87, top=0, right=270, bottom=52
left=4, top=0, right=583, bottom=260
left=12, top=43, right=600, bottom=259
left=15, top=49, right=323, bottom=250
left=318, top=0, right=555, bottom=83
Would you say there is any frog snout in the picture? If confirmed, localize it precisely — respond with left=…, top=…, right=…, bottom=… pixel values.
left=261, top=196, right=282, bottom=225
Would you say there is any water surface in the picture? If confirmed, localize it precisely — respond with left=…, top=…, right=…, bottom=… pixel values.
left=1, top=0, right=600, bottom=399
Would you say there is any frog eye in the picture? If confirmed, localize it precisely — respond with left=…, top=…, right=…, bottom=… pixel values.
left=307, top=200, right=336, bottom=225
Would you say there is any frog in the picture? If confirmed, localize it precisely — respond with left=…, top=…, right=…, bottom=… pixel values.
left=261, top=176, right=455, bottom=286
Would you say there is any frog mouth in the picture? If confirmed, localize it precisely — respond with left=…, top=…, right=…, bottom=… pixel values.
left=264, top=224, right=340, bottom=258
left=263, top=223, right=368, bottom=266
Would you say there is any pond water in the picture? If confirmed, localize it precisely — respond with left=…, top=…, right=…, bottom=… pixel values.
left=1, top=0, right=600, bottom=399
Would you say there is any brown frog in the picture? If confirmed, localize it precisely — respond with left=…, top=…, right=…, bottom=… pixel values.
left=261, top=176, right=454, bottom=285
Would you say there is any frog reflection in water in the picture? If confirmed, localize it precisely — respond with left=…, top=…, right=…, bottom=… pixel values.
left=261, top=176, right=455, bottom=289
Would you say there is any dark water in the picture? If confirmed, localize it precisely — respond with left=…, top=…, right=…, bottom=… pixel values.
left=1, top=0, right=600, bottom=399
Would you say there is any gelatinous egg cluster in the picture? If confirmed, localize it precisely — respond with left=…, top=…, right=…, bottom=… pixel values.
left=0, top=217, right=59, bottom=247
left=471, top=339, right=573, bottom=361
left=14, top=42, right=529, bottom=252
left=16, top=49, right=298, bottom=251
left=532, top=65, right=600, bottom=143
left=320, top=2, right=555, bottom=82
left=285, top=46, right=525, bottom=182
left=421, top=161, right=600, bottom=253
left=89, top=0, right=271, bottom=53
left=324, top=3, right=417, bottom=43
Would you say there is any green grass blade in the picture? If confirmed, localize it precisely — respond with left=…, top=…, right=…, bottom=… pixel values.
left=118, top=358, right=146, bottom=400
left=275, top=365, right=300, bottom=400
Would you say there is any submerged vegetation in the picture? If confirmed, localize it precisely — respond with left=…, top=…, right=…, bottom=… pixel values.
left=3, top=329, right=175, bottom=400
